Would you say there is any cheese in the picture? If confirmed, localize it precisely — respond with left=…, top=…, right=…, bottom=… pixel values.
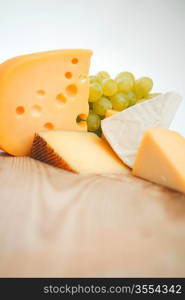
left=31, top=130, right=130, bottom=174
left=133, top=128, right=185, bottom=194
left=102, top=92, right=182, bottom=168
left=105, top=109, right=118, bottom=118
left=0, top=49, right=92, bottom=156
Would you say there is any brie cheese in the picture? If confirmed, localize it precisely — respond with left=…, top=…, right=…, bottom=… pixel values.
left=102, top=92, right=182, bottom=168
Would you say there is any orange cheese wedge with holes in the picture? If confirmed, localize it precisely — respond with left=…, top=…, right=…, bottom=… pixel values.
left=0, top=49, right=92, bottom=156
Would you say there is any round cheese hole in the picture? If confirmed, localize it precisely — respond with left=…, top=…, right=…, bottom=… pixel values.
left=16, top=106, right=25, bottom=115
left=44, top=122, right=54, bottom=130
left=31, top=105, right=42, bottom=117
left=56, top=93, right=67, bottom=105
left=37, top=89, right=45, bottom=96
left=76, top=114, right=87, bottom=129
left=65, top=72, right=72, bottom=79
left=76, top=114, right=88, bottom=122
left=71, top=58, right=78, bottom=64
left=66, top=84, right=77, bottom=96
left=77, top=121, right=87, bottom=128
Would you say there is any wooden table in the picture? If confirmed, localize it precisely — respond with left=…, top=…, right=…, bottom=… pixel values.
left=0, top=155, right=185, bottom=277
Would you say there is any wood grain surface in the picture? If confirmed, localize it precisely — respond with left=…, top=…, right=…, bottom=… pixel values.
left=0, top=155, right=185, bottom=277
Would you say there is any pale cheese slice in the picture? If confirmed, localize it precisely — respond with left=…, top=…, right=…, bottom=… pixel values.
left=31, top=130, right=130, bottom=174
left=133, top=128, right=185, bottom=194
left=102, top=92, right=182, bottom=168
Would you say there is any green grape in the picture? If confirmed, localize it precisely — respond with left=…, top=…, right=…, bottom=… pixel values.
left=89, top=75, right=99, bottom=83
left=115, top=71, right=135, bottom=81
left=93, top=96, right=112, bottom=116
left=116, top=76, right=134, bottom=93
left=145, top=93, right=161, bottom=99
left=89, top=82, right=103, bottom=102
left=134, top=77, right=153, bottom=99
left=87, top=112, right=101, bottom=132
left=97, top=71, right=110, bottom=82
left=126, top=91, right=137, bottom=106
left=102, top=78, right=117, bottom=96
left=110, top=93, right=130, bottom=111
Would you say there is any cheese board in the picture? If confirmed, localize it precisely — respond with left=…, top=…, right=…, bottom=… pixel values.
left=0, top=155, right=185, bottom=277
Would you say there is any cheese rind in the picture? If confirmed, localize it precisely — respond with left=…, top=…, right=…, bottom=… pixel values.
left=31, top=130, right=130, bottom=174
left=0, top=49, right=92, bottom=156
left=102, top=92, right=182, bottom=168
left=133, top=128, right=185, bottom=194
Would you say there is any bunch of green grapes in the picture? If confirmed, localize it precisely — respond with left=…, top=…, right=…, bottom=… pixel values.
left=85, top=71, right=160, bottom=135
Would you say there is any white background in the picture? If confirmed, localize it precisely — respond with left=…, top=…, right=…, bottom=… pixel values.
left=0, top=0, right=184, bottom=135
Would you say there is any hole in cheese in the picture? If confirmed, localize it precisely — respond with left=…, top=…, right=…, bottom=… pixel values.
left=65, top=84, right=78, bottom=96
left=44, top=122, right=54, bottom=130
left=76, top=114, right=88, bottom=122
left=65, top=72, right=72, bottom=79
left=77, top=121, right=87, bottom=128
left=76, top=114, right=88, bottom=130
left=71, top=58, right=78, bottom=64
left=16, top=106, right=25, bottom=115
left=56, top=93, right=67, bottom=105
left=37, top=89, right=45, bottom=96
left=31, top=105, right=42, bottom=117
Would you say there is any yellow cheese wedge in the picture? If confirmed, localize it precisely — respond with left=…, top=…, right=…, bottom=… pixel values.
left=0, top=49, right=92, bottom=156
left=133, top=128, right=185, bottom=193
left=31, top=130, right=130, bottom=174
left=105, top=109, right=118, bottom=118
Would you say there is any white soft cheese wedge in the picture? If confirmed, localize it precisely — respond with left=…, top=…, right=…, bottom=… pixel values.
left=102, top=92, right=182, bottom=168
